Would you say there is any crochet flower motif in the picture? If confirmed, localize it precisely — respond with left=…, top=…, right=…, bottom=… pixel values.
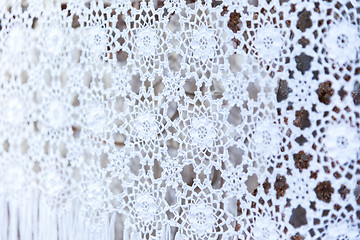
left=135, top=27, right=159, bottom=57
left=188, top=202, right=216, bottom=236
left=134, top=193, right=158, bottom=222
left=81, top=179, right=105, bottom=209
left=134, top=112, right=159, bottom=141
left=162, top=73, right=185, bottom=100
left=164, top=0, right=186, bottom=14
left=253, top=25, right=284, bottom=61
left=45, top=100, right=69, bottom=129
left=190, top=117, right=217, bottom=149
left=85, top=105, right=107, bottom=133
left=108, top=150, right=129, bottom=176
left=253, top=120, right=282, bottom=156
left=324, top=222, right=360, bottom=240
left=40, top=168, right=67, bottom=198
left=125, top=180, right=167, bottom=229
left=223, top=73, right=248, bottom=107
left=252, top=215, right=280, bottom=240
left=87, top=26, right=108, bottom=53
left=191, top=27, right=217, bottom=60
left=323, top=123, right=360, bottom=164
left=324, top=21, right=360, bottom=64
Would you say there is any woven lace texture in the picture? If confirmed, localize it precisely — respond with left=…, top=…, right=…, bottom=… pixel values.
left=0, top=0, right=360, bottom=239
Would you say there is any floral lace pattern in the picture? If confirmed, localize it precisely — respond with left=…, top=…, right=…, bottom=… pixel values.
left=0, top=0, right=359, bottom=240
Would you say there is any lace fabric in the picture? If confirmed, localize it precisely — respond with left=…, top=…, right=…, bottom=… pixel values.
left=0, top=0, right=359, bottom=239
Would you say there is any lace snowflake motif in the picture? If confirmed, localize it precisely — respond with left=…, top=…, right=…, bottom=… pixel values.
left=324, top=21, right=360, bottom=64
left=190, top=117, right=217, bottom=149
left=223, top=73, right=249, bottom=107
left=125, top=180, right=167, bottom=229
left=108, top=150, right=129, bottom=176
left=83, top=104, right=108, bottom=133
left=323, top=123, right=360, bottom=164
left=191, top=27, right=217, bottom=60
left=134, top=193, right=159, bottom=222
left=222, top=165, right=246, bottom=197
left=252, top=215, right=280, bottom=240
left=174, top=187, right=230, bottom=239
left=135, top=27, right=159, bottom=57
left=160, top=156, right=182, bottom=188
left=252, top=120, right=282, bottom=157
left=81, top=179, right=106, bottom=209
left=164, top=0, right=186, bottom=14
left=253, top=26, right=284, bottom=61
left=66, top=143, right=85, bottom=168
left=324, top=222, right=360, bottom=240
left=85, top=26, right=108, bottom=53
left=112, top=71, right=131, bottom=94
left=187, top=202, right=216, bottom=236
left=134, top=112, right=159, bottom=141
left=39, top=167, right=68, bottom=204
left=44, top=100, right=70, bottom=129
left=162, top=74, right=185, bottom=100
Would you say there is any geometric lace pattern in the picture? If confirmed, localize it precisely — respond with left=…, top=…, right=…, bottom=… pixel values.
left=0, top=0, right=359, bottom=239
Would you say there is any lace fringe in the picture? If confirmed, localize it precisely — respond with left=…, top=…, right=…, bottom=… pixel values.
left=0, top=193, right=118, bottom=240
left=0, top=192, right=176, bottom=240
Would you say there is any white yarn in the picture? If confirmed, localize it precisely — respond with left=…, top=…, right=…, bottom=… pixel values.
left=0, top=0, right=359, bottom=239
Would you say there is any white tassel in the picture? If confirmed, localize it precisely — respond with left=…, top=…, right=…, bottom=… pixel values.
left=161, top=224, right=170, bottom=240
left=123, top=225, right=131, bottom=240
left=109, top=213, right=116, bottom=240
left=8, top=200, right=18, bottom=240
left=0, top=195, right=7, bottom=240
